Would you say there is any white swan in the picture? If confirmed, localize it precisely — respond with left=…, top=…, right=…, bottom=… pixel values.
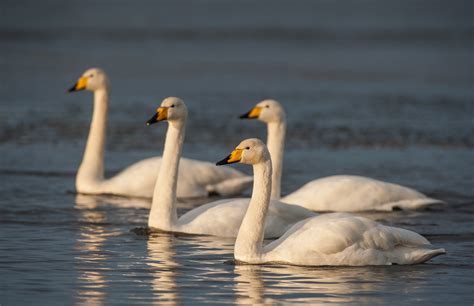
left=240, top=99, right=444, bottom=211
left=217, top=138, right=446, bottom=266
left=68, top=67, right=252, bottom=198
left=146, top=97, right=315, bottom=238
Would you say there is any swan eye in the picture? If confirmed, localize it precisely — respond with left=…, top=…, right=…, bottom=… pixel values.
left=89, top=74, right=94, bottom=78
left=245, top=146, right=250, bottom=150
left=265, top=105, right=270, bottom=108
left=170, top=104, right=175, bottom=108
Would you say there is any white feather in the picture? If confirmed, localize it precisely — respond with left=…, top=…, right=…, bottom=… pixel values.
left=71, top=68, right=252, bottom=199
left=229, top=138, right=445, bottom=266
left=147, top=99, right=315, bottom=238
left=244, top=99, right=444, bottom=211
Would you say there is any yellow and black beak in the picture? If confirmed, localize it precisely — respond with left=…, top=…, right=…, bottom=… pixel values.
left=68, top=76, right=88, bottom=92
left=239, top=106, right=262, bottom=119
left=146, top=107, right=168, bottom=126
left=216, top=149, right=243, bottom=166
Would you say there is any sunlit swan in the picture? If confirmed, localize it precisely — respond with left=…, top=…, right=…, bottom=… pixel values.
left=240, top=99, right=444, bottom=211
left=146, top=97, right=315, bottom=238
left=217, top=138, right=446, bottom=266
left=68, top=68, right=252, bottom=198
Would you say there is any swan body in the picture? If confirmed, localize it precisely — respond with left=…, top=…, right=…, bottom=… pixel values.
left=241, top=100, right=444, bottom=211
left=69, top=68, right=252, bottom=198
left=218, top=138, right=445, bottom=266
left=176, top=198, right=315, bottom=238
left=147, top=97, right=315, bottom=238
left=78, top=156, right=251, bottom=198
left=262, top=212, right=445, bottom=266
left=282, top=175, right=444, bottom=212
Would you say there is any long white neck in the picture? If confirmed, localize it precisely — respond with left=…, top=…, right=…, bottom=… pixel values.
left=266, top=120, right=285, bottom=199
left=148, top=120, right=185, bottom=230
left=234, top=159, right=272, bottom=262
left=76, top=88, right=108, bottom=189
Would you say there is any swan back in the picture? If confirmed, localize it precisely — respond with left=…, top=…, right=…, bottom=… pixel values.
left=281, top=175, right=442, bottom=211
left=263, top=213, right=445, bottom=266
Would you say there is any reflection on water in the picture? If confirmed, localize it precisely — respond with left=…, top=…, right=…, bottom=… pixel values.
left=234, top=262, right=436, bottom=304
left=0, top=188, right=470, bottom=304
left=74, top=195, right=119, bottom=306
left=145, top=233, right=237, bottom=304
left=75, top=194, right=151, bottom=210
left=234, top=265, right=267, bottom=305
left=147, top=234, right=179, bottom=304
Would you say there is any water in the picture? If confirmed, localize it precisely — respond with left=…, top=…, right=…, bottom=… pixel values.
left=1, top=0, right=473, bottom=304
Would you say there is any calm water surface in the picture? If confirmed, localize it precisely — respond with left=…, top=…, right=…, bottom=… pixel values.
left=1, top=0, right=473, bottom=304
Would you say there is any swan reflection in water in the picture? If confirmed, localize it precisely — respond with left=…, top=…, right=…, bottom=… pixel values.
left=74, top=194, right=113, bottom=306
left=74, top=194, right=149, bottom=305
left=234, top=260, right=432, bottom=304
left=146, top=233, right=179, bottom=304
left=234, top=265, right=267, bottom=305
left=145, top=195, right=237, bottom=303
left=146, top=232, right=235, bottom=304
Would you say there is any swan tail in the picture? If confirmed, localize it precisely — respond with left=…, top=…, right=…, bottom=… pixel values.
left=378, top=197, right=446, bottom=211
left=380, top=225, right=446, bottom=264
left=402, top=248, right=446, bottom=264
left=206, top=176, right=253, bottom=197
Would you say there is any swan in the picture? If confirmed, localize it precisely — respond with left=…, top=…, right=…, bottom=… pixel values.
left=217, top=138, right=446, bottom=266
left=146, top=97, right=315, bottom=238
left=68, top=67, right=252, bottom=198
left=240, top=99, right=444, bottom=211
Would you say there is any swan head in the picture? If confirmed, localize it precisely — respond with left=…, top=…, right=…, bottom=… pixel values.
left=216, top=138, right=269, bottom=166
left=240, top=99, right=285, bottom=124
left=146, top=97, right=187, bottom=126
left=68, top=68, right=109, bottom=92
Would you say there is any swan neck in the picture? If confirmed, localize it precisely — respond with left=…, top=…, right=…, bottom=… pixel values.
left=234, top=159, right=272, bottom=262
left=148, top=120, right=185, bottom=230
left=76, top=89, right=108, bottom=187
left=267, top=120, right=285, bottom=199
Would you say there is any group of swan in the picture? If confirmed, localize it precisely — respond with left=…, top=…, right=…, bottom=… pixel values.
left=68, top=68, right=445, bottom=266
left=68, top=68, right=252, bottom=198
left=240, top=99, right=444, bottom=211
left=144, top=98, right=315, bottom=238
left=216, top=138, right=445, bottom=265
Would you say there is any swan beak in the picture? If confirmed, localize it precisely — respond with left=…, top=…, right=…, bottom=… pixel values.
left=216, top=149, right=243, bottom=165
left=146, top=107, right=168, bottom=126
left=239, top=106, right=262, bottom=119
left=68, top=76, right=88, bottom=92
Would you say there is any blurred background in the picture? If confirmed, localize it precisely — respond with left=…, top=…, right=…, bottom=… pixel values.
left=1, top=0, right=473, bottom=304
left=0, top=0, right=473, bottom=199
